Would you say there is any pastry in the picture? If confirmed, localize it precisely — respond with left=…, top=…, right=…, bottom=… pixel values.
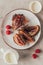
left=13, top=34, right=26, bottom=46
left=19, top=25, right=40, bottom=36
left=28, top=25, right=40, bottom=36
left=12, top=14, right=28, bottom=30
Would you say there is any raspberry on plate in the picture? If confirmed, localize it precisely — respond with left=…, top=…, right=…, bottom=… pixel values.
left=32, top=54, right=38, bottom=59
left=6, top=25, right=11, bottom=29
left=6, top=30, right=11, bottom=35
left=35, top=49, right=41, bottom=53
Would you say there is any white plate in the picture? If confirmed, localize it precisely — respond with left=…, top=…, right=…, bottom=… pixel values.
left=1, top=9, right=41, bottom=49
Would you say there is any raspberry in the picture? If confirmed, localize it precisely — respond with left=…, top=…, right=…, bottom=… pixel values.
left=35, top=49, right=41, bottom=53
left=6, top=30, right=11, bottom=35
left=6, top=25, right=11, bottom=29
left=32, top=54, right=38, bottom=59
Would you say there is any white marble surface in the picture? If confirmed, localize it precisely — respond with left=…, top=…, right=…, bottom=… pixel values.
left=0, top=0, right=43, bottom=65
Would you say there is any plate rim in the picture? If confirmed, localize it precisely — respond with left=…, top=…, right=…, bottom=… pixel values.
left=1, top=8, right=41, bottom=50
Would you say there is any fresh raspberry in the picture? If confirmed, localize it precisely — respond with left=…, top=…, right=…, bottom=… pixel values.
left=32, top=54, right=38, bottom=59
left=6, top=25, right=11, bottom=29
left=35, top=49, right=41, bottom=53
left=6, top=30, right=11, bottom=35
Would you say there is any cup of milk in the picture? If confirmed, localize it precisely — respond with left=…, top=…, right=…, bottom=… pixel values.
left=0, top=48, right=19, bottom=64
left=29, top=1, right=42, bottom=13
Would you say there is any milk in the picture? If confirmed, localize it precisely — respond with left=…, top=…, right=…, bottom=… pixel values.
left=0, top=48, right=19, bottom=64
left=29, top=1, right=42, bottom=13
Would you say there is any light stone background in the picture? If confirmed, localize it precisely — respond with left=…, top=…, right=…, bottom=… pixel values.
left=0, top=0, right=43, bottom=65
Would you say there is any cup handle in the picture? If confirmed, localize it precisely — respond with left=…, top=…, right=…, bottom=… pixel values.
left=0, top=48, right=5, bottom=54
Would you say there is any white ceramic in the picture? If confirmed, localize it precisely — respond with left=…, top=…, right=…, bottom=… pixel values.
left=29, top=1, right=42, bottom=13
left=0, top=48, right=19, bottom=64
left=1, top=9, right=41, bottom=49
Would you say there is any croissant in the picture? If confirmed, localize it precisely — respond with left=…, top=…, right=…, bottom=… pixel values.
left=19, top=25, right=40, bottom=36
left=28, top=25, right=40, bottom=36
left=13, top=34, right=26, bottom=46
left=12, top=14, right=28, bottom=30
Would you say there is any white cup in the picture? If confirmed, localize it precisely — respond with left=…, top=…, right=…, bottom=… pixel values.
left=29, top=1, right=42, bottom=13
left=0, top=48, right=19, bottom=64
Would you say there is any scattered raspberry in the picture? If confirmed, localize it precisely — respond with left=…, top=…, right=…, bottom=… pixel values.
left=6, top=25, right=11, bottom=29
left=32, top=54, right=38, bottom=59
left=35, top=49, right=41, bottom=53
left=6, top=30, right=11, bottom=35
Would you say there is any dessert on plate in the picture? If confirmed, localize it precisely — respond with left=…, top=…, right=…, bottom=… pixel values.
left=6, top=14, right=40, bottom=46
